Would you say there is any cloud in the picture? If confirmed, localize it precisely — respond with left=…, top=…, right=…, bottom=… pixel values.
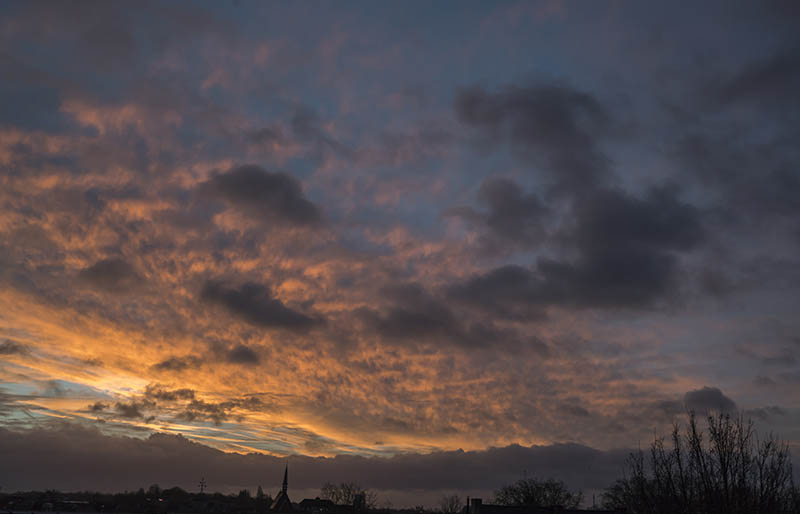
left=115, top=401, right=149, bottom=419
left=683, top=386, right=737, bottom=413
left=200, top=280, right=319, bottom=331
left=358, top=283, right=525, bottom=349
left=671, top=47, right=800, bottom=230
left=448, top=186, right=704, bottom=316
left=476, top=178, right=547, bottom=243
left=754, top=375, right=778, bottom=387
left=203, top=165, right=321, bottom=226
left=455, top=83, right=612, bottom=191
left=248, top=125, right=286, bottom=146
left=445, top=178, right=548, bottom=249
left=556, top=402, right=591, bottom=418
left=675, top=131, right=800, bottom=224
left=178, top=397, right=263, bottom=426
left=0, top=1, right=798, bottom=483
left=711, top=48, right=800, bottom=109
left=89, top=401, right=108, bottom=412
left=91, top=388, right=264, bottom=427
left=178, top=400, right=230, bottom=425
left=0, top=339, right=28, bottom=355
left=144, top=385, right=196, bottom=402
left=151, top=356, right=205, bottom=372
left=447, top=265, right=547, bottom=320
left=359, top=283, right=460, bottom=341
left=226, top=344, right=261, bottom=365
left=0, top=424, right=630, bottom=500
left=746, top=405, right=786, bottom=421
left=78, top=258, right=143, bottom=293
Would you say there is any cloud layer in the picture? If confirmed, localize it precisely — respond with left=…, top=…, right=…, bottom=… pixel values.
left=0, top=0, right=799, bottom=504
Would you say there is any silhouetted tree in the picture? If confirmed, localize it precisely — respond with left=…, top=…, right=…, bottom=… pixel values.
left=494, top=477, right=582, bottom=509
left=321, top=482, right=377, bottom=508
left=601, top=412, right=800, bottom=514
left=439, top=494, right=462, bottom=514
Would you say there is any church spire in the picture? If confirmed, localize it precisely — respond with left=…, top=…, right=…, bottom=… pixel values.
left=282, top=463, right=288, bottom=494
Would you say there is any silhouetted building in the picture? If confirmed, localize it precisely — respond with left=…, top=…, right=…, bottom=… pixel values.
left=296, top=492, right=366, bottom=514
left=297, top=497, right=337, bottom=514
left=271, top=464, right=293, bottom=512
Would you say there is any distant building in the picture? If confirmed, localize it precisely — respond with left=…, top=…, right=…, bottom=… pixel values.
left=296, top=492, right=365, bottom=514
left=297, top=497, right=337, bottom=513
left=261, top=467, right=370, bottom=514
left=271, top=465, right=294, bottom=512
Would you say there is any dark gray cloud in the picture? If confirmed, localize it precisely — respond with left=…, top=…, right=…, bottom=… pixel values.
left=226, top=344, right=261, bottom=365
left=447, top=266, right=546, bottom=320
left=736, top=344, right=798, bottom=368
left=670, top=45, right=800, bottom=233
left=78, top=258, right=143, bottom=293
left=248, top=126, right=286, bottom=146
left=754, top=375, right=778, bottom=387
left=746, top=405, right=786, bottom=421
left=556, top=402, right=591, bottom=418
left=144, top=385, right=196, bottom=402
left=115, top=401, right=149, bottom=419
left=178, top=400, right=230, bottom=425
left=455, top=84, right=612, bottom=192
left=0, top=424, right=630, bottom=498
left=88, top=401, right=108, bottom=412
left=358, top=283, right=528, bottom=350
left=675, top=131, right=800, bottom=224
left=152, top=346, right=261, bottom=372
left=573, top=186, right=704, bottom=256
left=178, top=397, right=263, bottom=426
left=478, top=178, right=547, bottom=243
left=653, top=387, right=742, bottom=418
left=203, top=165, right=321, bottom=226
left=683, top=386, right=737, bottom=413
left=93, top=389, right=264, bottom=427
left=555, top=186, right=704, bottom=306
left=151, top=356, right=205, bottom=372
left=445, top=178, right=548, bottom=248
left=359, top=283, right=460, bottom=341
left=200, top=280, right=319, bottom=331
left=711, top=48, right=800, bottom=109
left=0, top=339, right=28, bottom=355
left=448, top=186, right=704, bottom=316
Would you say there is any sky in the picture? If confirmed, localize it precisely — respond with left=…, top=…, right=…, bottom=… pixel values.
left=1, top=0, right=800, bottom=506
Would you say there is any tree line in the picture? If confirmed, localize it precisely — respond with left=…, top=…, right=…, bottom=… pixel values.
left=436, top=412, right=799, bottom=513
